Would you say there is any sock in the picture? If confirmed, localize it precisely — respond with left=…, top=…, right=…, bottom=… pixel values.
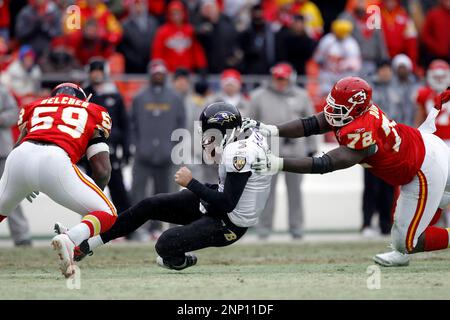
left=67, top=223, right=91, bottom=246
left=81, top=211, right=117, bottom=237
left=87, top=235, right=104, bottom=250
left=423, top=226, right=450, bottom=251
left=0, top=215, right=7, bottom=223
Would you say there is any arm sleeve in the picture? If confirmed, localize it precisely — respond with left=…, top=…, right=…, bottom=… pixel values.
left=186, top=171, right=251, bottom=214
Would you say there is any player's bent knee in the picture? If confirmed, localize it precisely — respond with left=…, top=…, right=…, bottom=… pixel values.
left=81, top=210, right=117, bottom=237
left=155, top=231, right=178, bottom=256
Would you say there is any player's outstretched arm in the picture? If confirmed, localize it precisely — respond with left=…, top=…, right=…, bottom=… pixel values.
left=252, top=145, right=376, bottom=175
left=242, top=112, right=331, bottom=138
left=278, top=112, right=332, bottom=138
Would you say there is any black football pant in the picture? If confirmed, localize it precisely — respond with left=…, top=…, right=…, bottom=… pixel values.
left=100, top=190, right=248, bottom=265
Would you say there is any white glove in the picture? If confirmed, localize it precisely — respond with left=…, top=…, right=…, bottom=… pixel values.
left=241, top=117, right=279, bottom=137
left=251, top=153, right=283, bottom=175
left=26, top=191, right=39, bottom=203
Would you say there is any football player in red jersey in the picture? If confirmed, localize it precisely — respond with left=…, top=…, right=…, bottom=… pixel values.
left=243, top=76, right=450, bottom=266
left=0, top=83, right=117, bottom=277
left=415, top=60, right=450, bottom=144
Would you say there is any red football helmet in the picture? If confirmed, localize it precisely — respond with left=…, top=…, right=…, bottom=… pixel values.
left=427, top=60, right=450, bottom=93
left=324, top=76, right=372, bottom=127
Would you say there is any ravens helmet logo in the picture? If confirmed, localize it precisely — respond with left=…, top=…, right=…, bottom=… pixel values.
left=207, top=111, right=237, bottom=125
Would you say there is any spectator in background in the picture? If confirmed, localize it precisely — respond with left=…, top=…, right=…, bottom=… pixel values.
left=222, top=0, right=257, bottom=32
left=415, top=60, right=450, bottom=141
left=391, top=53, right=419, bottom=126
left=15, top=0, right=62, bottom=58
left=149, top=0, right=167, bottom=23
left=340, top=0, right=389, bottom=76
left=380, top=0, right=418, bottom=68
left=314, top=19, right=361, bottom=96
left=213, top=68, right=251, bottom=117
left=249, top=62, right=317, bottom=239
left=0, top=0, right=10, bottom=40
left=67, top=19, right=117, bottom=65
left=152, top=0, right=207, bottom=73
left=69, top=0, right=123, bottom=46
left=1, top=45, right=42, bottom=96
left=239, top=4, right=277, bottom=74
left=362, top=59, right=398, bottom=237
left=276, top=14, right=316, bottom=75
left=118, top=0, right=158, bottom=74
left=39, top=36, right=81, bottom=76
left=194, top=0, right=242, bottom=73
left=421, top=0, right=450, bottom=65
left=186, top=78, right=217, bottom=184
left=130, top=59, right=185, bottom=239
left=65, top=0, right=123, bottom=65
left=83, top=58, right=131, bottom=215
left=0, top=84, right=32, bottom=246
left=290, top=0, right=324, bottom=40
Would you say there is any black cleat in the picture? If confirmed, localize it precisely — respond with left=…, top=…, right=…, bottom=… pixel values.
left=156, top=253, right=197, bottom=271
left=73, top=240, right=93, bottom=262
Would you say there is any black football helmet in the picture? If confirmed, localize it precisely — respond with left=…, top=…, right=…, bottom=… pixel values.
left=51, top=82, right=87, bottom=100
left=199, top=102, right=242, bottom=162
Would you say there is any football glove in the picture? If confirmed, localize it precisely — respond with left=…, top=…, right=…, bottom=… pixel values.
left=251, top=153, right=283, bottom=175
left=435, top=89, right=450, bottom=111
left=26, top=191, right=39, bottom=203
left=240, top=117, right=279, bottom=137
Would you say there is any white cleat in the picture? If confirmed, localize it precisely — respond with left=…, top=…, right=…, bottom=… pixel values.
left=51, top=234, right=76, bottom=277
left=373, top=250, right=410, bottom=267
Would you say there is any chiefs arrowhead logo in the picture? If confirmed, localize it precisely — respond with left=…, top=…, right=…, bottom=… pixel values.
left=207, top=111, right=237, bottom=125
left=347, top=91, right=367, bottom=107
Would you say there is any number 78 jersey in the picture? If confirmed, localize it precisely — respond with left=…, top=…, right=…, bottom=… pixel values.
left=334, top=105, right=426, bottom=186
left=19, top=94, right=112, bottom=163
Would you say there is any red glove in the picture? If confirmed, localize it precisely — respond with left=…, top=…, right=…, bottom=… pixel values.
left=435, top=89, right=450, bottom=111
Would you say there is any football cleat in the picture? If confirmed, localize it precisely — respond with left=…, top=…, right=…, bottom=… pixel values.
left=73, top=240, right=93, bottom=262
left=54, top=222, right=69, bottom=235
left=51, top=234, right=76, bottom=278
left=373, top=250, right=410, bottom=267
left=156, top=253, right=198, bottom=271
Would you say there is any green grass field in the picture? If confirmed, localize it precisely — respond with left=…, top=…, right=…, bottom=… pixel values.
left=1, top=240, right=450, bottom=299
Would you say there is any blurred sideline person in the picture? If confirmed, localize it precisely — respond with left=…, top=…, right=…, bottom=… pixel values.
left=56, top=102, right=273, bottom=271
left=314, top=19, right=361, bottom=97
left=0, top=83, right=116, bottom=277
left=248, top=62, right=317, bottom=239
left=83, top=57, right=131, bottom=215
left=244, top=77, right=450, bottom=267
left=361, top=60, right=398, bottom=237
left=0, top=83, right=31, bottom=246
left=129, top=59, right=185, bottom=239
left=213, top=69, right=251, bottom=117
left=391, top=54, right=418, bottom=127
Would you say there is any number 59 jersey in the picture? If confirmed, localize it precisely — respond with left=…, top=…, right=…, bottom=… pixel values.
left=334, top=105, right=426, bottom=186
left=19, top=95, right=112, bottom=163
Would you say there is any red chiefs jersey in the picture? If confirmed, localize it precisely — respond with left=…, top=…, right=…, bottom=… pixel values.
left=334, top=105, right=425, bottom=186
left=416, top=86, right=450, bottom=141
left=18, top=95, right=112, bottom=163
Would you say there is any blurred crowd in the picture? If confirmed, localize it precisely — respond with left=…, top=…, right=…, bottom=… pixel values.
left=0, top=0, right=449, bottom=243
